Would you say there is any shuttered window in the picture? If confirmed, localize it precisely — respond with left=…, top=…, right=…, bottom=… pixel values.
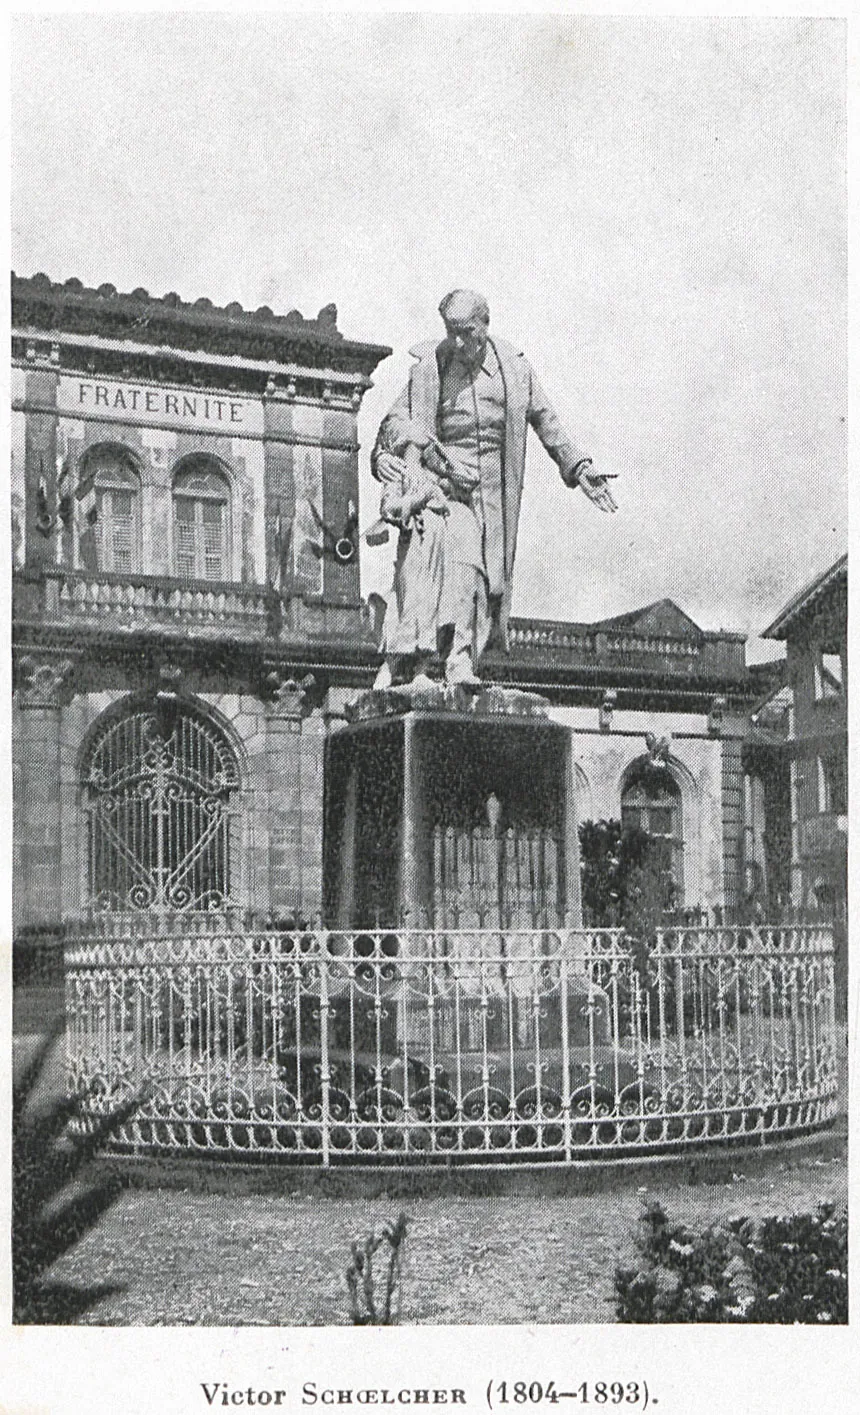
left=81, top=447, right=141, bottom=572
left=172, top=462, right=230, bottom=581
left=96, top=486, right=136, bottom=571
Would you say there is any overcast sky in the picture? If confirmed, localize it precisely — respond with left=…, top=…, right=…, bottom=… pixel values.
left=11, top=13, right=846, bottom=657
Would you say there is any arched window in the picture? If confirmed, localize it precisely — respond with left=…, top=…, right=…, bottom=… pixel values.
left=80, top=445, right=141, bottom=572
left=621, top=761, right=684, bottom=902
left=172, top=458, right=231, bottom=581
left=82, top=701, right=240, bottom=913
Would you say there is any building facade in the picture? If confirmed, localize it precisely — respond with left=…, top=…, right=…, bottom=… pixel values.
left=12, top=273, right=763, bottom=965
left=11, top=272, right=391, bottom=938
left=747, top=556, right=848, bottom=923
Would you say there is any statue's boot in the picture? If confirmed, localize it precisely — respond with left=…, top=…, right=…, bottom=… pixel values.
left=445, top=648, right=482, bottom=690
left=375, top=652, right=437, bottom=690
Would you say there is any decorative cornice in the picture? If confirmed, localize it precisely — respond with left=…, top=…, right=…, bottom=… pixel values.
left=11, top=272, right=392, bottom=379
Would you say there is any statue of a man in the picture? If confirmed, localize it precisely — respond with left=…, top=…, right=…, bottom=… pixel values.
left=371, top=289, right=617, bottom=689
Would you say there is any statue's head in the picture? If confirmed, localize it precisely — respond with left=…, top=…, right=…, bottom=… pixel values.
left=439, top=289, right=490, bottom=365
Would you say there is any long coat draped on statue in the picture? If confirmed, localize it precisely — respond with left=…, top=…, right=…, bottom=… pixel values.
left=381, top=334, right=587, bottom=651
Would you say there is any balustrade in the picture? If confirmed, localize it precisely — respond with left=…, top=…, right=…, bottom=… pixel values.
left=39, top=569, right=272, bottom=637
left=505, top=621, right=703, bottom=668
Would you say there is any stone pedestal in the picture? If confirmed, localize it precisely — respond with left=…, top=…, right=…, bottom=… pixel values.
left=323, top=689, right=581, bottom=929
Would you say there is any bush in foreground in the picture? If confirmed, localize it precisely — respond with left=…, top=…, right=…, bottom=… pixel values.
left=614, top=1199, right=847, bottom=1324
left=13, top=1017, right=143, bottom=1323
left=346, top=1212, right=408, bottom=1325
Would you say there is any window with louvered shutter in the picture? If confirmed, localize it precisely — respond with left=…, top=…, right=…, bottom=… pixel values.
left=202, top=499, right=225, bottom=580
left=174, top=497, right=197, bottom=579
left=85, top=447, right=141, bottom=572
left=108, top=489, right=135, bottom=571
left=172, top=460, right=230, bottom=581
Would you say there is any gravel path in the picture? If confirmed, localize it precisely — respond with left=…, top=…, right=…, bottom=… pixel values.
left=42, top=1151, right=846, bottom=1325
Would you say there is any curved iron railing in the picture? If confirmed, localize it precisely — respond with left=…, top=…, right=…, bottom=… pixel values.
left=64, top=924, right=838, bottom=1163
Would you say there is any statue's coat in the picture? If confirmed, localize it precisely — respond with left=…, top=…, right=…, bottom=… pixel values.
left=384, top=335, right=587, bottom=646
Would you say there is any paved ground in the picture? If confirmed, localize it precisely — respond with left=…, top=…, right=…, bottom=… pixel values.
left=40, top=1146, right=846, bottom=1325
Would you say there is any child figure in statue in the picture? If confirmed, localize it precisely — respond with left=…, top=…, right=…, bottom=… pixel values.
left=370, top=414, right=479, bottom=536
left=369, top=415, right=479, bottom=689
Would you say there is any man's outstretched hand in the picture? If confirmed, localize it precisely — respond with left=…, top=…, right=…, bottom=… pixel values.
left=579, top=467, right=618, bottom=513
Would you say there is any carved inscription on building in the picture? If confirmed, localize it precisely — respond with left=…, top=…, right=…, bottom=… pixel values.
left=57, top=376, right=263, bottom=433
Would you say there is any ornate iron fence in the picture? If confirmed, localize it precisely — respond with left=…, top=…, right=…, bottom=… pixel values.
left=64, top=923, right=838, bottom=1163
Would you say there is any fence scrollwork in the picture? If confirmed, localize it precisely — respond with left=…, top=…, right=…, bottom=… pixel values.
left=64, top=923, right=839, bottom=1163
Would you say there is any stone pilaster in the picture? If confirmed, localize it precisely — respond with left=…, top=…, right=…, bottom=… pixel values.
left=720, top=724, right=746, bottom=921
left=13, top=652, right=76, bottom=929
left=300, top=710, right=326, bottom=921
left=265, top=673, right=316, bottom=920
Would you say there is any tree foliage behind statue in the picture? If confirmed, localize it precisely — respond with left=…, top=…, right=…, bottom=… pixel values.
left=579, top=819, right=676, bottom=941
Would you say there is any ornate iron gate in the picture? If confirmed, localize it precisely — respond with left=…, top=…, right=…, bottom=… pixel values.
left=83, top=704, right=240, bottom=913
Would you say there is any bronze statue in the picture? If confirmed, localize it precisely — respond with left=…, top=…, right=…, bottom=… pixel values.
left=371, top=290, right=617, bottom=689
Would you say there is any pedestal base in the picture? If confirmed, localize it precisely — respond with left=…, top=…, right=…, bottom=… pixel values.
left=324, top=696, right=581, bottom=929
left=345, top=678, right=551, bottom=724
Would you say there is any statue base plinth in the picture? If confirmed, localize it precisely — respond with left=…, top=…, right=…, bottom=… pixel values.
left=345, top=679, right=550, bottom=724
left=324, top=705, right=580, bottom=930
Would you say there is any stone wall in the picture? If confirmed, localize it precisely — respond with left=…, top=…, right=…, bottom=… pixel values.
left=12, top=670, right=328, bottom=929
left=550, top=704, right=734, bottom=912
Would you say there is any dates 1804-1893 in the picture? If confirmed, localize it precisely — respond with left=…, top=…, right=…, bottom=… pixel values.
left=487, top=1384, right=654, bottom=1409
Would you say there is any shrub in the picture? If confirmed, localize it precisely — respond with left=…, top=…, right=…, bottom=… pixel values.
left=579, top=819, right=652, bottom=929
left=13, top=1015, right=144, bottom=1323
left=580, top=819, right=679, bottom=932
left=614, top=1199, right=847, bottom=1324
left=740, top=1207, right=849, bottom=1324
left=346, top=1212, right=408, bottom=1325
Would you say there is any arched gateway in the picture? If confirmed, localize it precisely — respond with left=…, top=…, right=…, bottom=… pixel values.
left=81, top=699, right=241, bottom=914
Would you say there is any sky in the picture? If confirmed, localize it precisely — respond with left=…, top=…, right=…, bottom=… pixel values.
left=10, top=12, right=846, bottom=658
